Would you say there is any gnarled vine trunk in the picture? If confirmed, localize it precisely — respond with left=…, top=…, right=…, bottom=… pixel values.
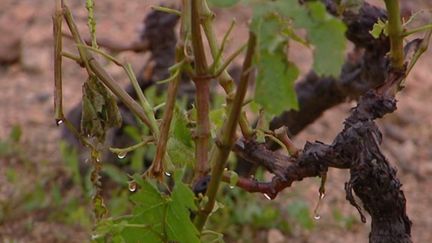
left=62, top=1, right=414, bottom=242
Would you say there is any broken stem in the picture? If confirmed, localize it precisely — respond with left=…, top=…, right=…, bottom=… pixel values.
left=53, top=0, right=64, bottom=123
left=274, top=126, right=300, bottom=157
left=62, top=3, right=155, bottom=131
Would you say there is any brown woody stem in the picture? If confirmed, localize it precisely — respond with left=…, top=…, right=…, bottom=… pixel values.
left=200, top=0, right=253, bottom=138
left=149, top=48, right=184, bottom=178
left=194, top=32, right=256, bottom=231
left=191, top=0, right=211, bottom=177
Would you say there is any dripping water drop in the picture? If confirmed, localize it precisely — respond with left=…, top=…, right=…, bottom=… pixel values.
left=56, top=119, right=63, bottom=126
left=263, top=193, right=272, bottom=200
left=313, top=192, right=325, bottom=221
left=320, top=192, right=325, bottom=199
left=128, top=181, right=137, bottom=192
left=117, top=152, right=127, bottom=159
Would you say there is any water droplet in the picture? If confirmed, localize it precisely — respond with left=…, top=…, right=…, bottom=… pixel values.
left=263, top=193, right=272, bottom=200
left=56, top=119, right=63, bottom=126
left=117, top=152, right=127, bottom=159
left=229, top=185, right=234, bottom=189
left=96, top=156, right=101, bottom=162
left=164, top=172, right=171, bottom=177
left=128, top=181, right=137, bottom=192
left=224, top=168, right=228, bottom=171
left=313, top=192, right=325, bottom=221
left=91, top=234, right=102, bottom=240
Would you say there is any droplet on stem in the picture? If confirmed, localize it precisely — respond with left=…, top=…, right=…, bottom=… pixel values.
left=320, top=192, right=325, bottom=199
left=263, top=193, right=272, bottom=200
left=117, top=151, right=127, bottom=159
left=128, top=181, right=137, bottom=192
left=56, top=119, right=63, bottom=126
left=313, top=191, right=325, bottom=221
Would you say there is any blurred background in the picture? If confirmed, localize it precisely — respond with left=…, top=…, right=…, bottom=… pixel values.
left=1, top=0, right=432, bottom=242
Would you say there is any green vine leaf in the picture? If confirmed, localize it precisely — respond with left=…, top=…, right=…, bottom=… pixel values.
left=370, top=19, right=389, bottom=38
left=167, top=107, right=195, bottom=167
left=167, top=175, right=199, bottom=243
left=251, top=0, right=347, bottom=77
left=253, top=13, right=299, bottom=115
left=172, top=107, right=193, bottom=147
left=209, top=108, right=226, bottom=138
left=250, top=0, right=346, bottom=115
left=120, top=175, right=199, bottom=243
left=121, top=176, right=165, bottom=242
left=278, top=1, right=347, bottom=77
left=167, top=137, right=194, bottom=166
left=255, top=51, right=299, bottom=115
left=307, top=10, right=346, bottom=76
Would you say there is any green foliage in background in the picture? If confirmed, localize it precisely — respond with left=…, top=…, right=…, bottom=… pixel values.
left=222, top=0, right=347, bottom=116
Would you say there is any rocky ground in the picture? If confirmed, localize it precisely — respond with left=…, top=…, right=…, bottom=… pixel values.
left=1, top=0, right=432, bottom=242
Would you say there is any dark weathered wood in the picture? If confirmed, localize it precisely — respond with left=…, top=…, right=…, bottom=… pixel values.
left=231, top=91, right=412, bottom=243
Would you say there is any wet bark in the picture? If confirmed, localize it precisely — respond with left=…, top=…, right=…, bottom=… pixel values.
left=231, top=91, right=412, bottom=243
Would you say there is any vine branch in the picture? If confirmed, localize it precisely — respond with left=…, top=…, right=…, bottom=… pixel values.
left=194, top=32, right=256, bottom=231
left=190, top=0, right=211, bottom=178
left=53, top=0, right=64, bottom=124
left=62, top=4, right=156, bottom=133
left=384, top=0, right=404, bottom=71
